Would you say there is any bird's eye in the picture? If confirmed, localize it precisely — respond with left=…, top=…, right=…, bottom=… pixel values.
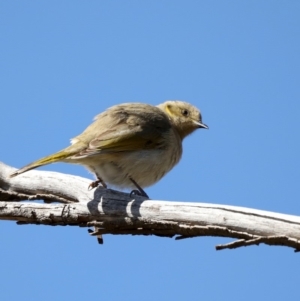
left=182, top=109, right=189, bottom=117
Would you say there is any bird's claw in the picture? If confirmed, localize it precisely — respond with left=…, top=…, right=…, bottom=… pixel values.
left=130, top=189, right=149, bottom=198
left=88, top=176, right=108, bottom=190
left=130, top=189, right=140, bottom=197
left=88, top=180, right=101, bottom=190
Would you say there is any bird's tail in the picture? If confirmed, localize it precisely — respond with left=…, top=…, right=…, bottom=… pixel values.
left=10, top=149, right=72, bottom=178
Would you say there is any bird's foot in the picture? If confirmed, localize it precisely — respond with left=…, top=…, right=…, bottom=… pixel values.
left=129, top=177, right=149, bottom=198
left=88, top=180, right=101, bottom=190
left=130, top=189, right=149, bottom=198
left=88, top=177, right=107, bottom=190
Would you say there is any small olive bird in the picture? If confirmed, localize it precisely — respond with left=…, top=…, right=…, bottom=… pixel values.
left=10, top=101, right=208, bottom=197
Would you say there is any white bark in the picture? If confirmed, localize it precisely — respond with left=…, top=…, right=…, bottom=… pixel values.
left=1, top=161, right=300, bottom=251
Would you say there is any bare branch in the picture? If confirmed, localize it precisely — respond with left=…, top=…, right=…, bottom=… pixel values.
left=216, top=235, right=300, bottom=251
left=1, top=161, right=300, bottom=251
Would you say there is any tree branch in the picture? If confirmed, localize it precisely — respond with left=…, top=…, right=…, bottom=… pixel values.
left=1, top=161, right=300, bottom=251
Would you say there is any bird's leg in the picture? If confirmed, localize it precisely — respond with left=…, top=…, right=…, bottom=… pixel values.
left=88, top=173, right=107, bottom=190
left=129, top=177, right=149, bottom=198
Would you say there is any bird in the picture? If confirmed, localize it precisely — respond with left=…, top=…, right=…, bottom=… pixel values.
left=10, top=100, right=208, bottom=198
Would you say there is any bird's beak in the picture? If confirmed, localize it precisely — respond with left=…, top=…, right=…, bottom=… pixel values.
left=194, top=120, right=209, bottom=129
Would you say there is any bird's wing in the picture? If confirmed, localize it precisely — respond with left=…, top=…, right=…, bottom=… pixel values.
left=71, top=103, right=171, bottom=158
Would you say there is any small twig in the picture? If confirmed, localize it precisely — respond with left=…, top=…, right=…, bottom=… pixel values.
left=216, top=235, right=300, bottom=251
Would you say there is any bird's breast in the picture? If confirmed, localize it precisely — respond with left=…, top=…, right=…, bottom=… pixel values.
left=84, top=138, right=182, bottom=189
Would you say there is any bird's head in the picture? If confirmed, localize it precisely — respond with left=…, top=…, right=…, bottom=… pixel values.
left=157, top=100, right=208, bottom=140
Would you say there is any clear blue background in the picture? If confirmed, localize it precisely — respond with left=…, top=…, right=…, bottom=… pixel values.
left=1, top=1, right=300, bottom=300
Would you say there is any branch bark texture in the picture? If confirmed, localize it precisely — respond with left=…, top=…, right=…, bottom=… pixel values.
left=1, top=161, right=300, bottom=251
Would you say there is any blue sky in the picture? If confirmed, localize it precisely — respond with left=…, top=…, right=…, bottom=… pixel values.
left=1, top=1, right=300, bottom=300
